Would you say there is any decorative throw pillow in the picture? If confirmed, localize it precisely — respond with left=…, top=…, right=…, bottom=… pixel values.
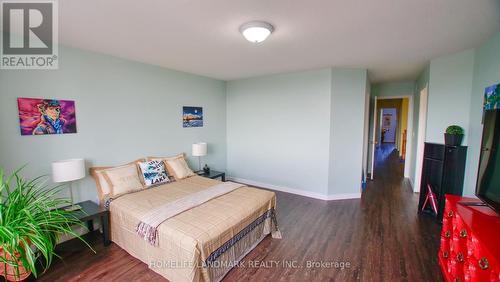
left=138, top=160, right=171, bottom=187
left=163, top=154, right=195, bottom=180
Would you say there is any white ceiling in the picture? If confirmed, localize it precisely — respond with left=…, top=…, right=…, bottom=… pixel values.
left=58, top=0, right=500, bottom=82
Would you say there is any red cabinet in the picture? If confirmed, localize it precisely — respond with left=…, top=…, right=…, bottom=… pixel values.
left=439, top=195, right=500, bottom=282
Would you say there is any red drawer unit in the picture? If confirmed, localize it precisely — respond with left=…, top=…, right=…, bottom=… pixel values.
left=439, top=195, right=500, bottom=282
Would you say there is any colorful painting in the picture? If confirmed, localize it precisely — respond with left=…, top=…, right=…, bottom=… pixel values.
left=484, top=83, right=500, bottom=110
left=183, top=106, right=203, bottom=128
left=17, top=98, right=77, bottom=136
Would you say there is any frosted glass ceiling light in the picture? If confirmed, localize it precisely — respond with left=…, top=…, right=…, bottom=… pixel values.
left=240, top=21, right=274, bottom=43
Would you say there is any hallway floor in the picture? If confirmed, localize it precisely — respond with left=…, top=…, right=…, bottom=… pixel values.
left=374, top=143, right=403, bottom=176
left=38, top=146, right=443, bottom=281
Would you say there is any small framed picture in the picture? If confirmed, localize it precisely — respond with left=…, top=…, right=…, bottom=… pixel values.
left=183, top=106, right=203, bottom=128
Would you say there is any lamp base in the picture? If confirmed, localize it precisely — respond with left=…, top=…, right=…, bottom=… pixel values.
left=64, top=204, right=82, bottom=212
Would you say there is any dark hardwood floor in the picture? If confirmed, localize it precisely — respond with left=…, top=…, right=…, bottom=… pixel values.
left=37, top=145, right=443, bottom=281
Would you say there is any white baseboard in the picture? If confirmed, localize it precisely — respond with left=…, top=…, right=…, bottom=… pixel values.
left=227, top=177, right=361, bottom=201
left=325, top=192, right=362, bottom=201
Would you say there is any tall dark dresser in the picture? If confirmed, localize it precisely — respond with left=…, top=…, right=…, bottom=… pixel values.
left=418, top=142, right=467, bottom=221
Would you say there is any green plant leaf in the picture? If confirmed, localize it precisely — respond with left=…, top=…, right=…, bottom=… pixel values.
left=0, top=167, right=94, bottom=279
left=445, top=125, right=464, bottom=135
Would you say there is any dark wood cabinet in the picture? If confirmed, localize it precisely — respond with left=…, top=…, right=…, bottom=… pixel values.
left=418, top=142, right=467, bottom=221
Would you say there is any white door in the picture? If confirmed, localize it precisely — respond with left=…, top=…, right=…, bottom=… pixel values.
left=370, top=96, right=378, bottom=180
left=414, top=86, right=428, bottom=193
left=362, top=90, right=370, bottom=184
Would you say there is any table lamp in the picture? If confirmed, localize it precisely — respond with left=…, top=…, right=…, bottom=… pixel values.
left=52, top=158, right=85, bottom=211
left=192, top=142, right=207, bottom=172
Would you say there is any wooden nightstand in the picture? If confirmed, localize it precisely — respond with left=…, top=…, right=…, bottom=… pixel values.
left=65, top=200, right=110, bottom=246
left=198, top=170, right=226, bottom=181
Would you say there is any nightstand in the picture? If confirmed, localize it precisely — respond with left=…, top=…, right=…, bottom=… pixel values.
left=198, top=170, right=226, bottom=181
left=65, top=200, right=110, bottom=246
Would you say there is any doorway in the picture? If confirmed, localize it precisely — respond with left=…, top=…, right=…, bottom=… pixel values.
left=369, top=96, right=412, bottom=180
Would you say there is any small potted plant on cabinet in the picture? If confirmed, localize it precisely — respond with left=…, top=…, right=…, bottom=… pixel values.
left=0, top=167, right=92, bottom=281
left=444, top=125, right=464, bottom=146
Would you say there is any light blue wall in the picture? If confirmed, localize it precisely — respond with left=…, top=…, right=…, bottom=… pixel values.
left=372, top=81, right=415, bottom=98
left=412, top=32, right=500, bottom=197
left=409, top=65, right=429, bottom=186
left=426, top=49, right=475, bottom=145
left=0, top=46, right=227, bottom=203
left=226, top=68, right=368, bottom=198
left=328, top=69, right=367, bottom=195
left=226, top=69, right=332, bottom=196
left=463, top=32, right=500, bottom=197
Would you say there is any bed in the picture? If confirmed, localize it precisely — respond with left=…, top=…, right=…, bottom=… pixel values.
left=104, top=175, right=278, bottom=282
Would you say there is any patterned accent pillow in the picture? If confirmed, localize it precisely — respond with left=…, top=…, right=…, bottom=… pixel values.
left=138, top=160, right=171, bottom=187
left=104, top=197, right=113, bottom=210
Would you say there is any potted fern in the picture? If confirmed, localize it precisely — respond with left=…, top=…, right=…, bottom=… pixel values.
left=444, top=125, right=464, bottom=146
left=0, top=167, right=92, bottom=281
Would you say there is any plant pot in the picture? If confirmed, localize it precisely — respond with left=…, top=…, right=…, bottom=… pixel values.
left=444, top=133, right=463, bottom=146
left=0, top=247, right=31, bottom=281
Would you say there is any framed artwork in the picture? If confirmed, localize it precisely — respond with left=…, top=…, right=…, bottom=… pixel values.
left=383, top=114, right=392, bottom=128
left=17, top=98, right=77, bottom=136
left=484, top=83, right=500, bottom=110
left=183, top=106, right=203, bottom=128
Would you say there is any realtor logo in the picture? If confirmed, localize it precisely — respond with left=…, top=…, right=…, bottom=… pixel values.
left=1, top=0, right=58, bottom=69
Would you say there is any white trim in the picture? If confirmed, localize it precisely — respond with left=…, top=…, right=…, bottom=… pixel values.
left=362, top=87, right=370, bottom=182
left=404, top=95, right=414, bottom=178
left=370, top=96, right=378, bottom=179
left=405, top=176, right=416, bottom=192
left=325, top=192, right=362, bottom=201
left=414, top=85, right=429, bottom=193
left=227, top=177, right=361, bottom=201
left=375, top=95, right=409, bottom=99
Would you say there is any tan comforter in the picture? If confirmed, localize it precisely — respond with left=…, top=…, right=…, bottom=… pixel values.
left=109, top=176, right=277, bottom=282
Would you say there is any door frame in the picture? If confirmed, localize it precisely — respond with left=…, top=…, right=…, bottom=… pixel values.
left=362, top=89, right=371, bottom=184
left=368, top=95, right=414, bottom=179
left=414, top=86, right=428, bottom=193
left=369, top=96, right=378, bottom=179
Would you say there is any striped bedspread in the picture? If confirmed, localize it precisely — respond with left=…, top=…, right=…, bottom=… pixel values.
left=109, top=176, right=281, bottom=282
left=136, top=182, right=245, bottom=246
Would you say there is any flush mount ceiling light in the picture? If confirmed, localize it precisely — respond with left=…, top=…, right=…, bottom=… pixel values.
left=239, top=21, right=274, bottom=43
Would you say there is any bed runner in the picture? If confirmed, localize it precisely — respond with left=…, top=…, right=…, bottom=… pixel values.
left=136, top=181, right=245, bottom=246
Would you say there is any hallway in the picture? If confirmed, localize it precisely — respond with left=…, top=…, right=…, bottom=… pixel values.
left=361, top=142, right=443, bottom=281
left=373, top=143, right=404, bottom=178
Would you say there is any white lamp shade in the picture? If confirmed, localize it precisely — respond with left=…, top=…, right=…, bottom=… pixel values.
left=192, top=142, right=207, bottom=157
left=51, top=159, right=86, bottom=183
